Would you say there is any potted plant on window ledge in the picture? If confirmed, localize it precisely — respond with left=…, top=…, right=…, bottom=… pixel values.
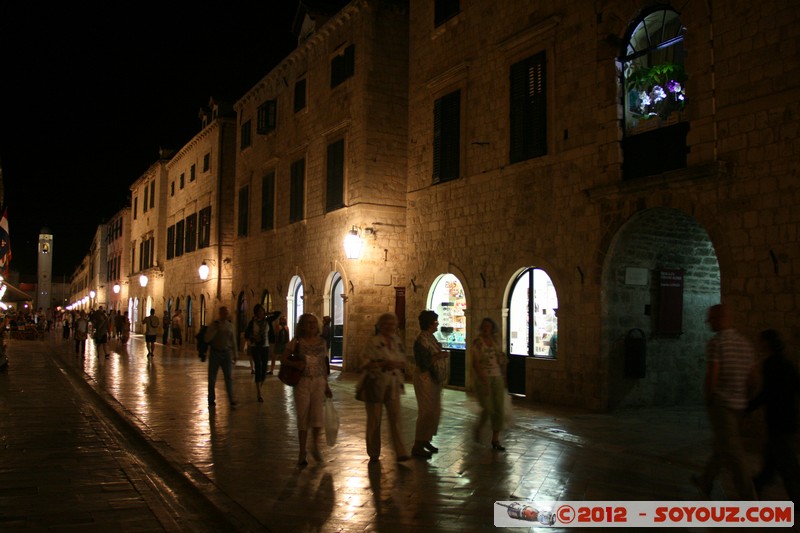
left=626, top=62, right=687, bottom=128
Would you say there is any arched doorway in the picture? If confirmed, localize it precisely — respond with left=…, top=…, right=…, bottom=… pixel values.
left=199, top=295, right=206, bottom=327
left=287, top=276, right=304, bottom=340
left=186, top=296, right=193, bottom=333
left=506, top=267, right=559, bottom=395
left=237, top=291, right=248, bottom=342
left=328, top=272, right=345, bottom=365
left=427, top=273, right=467, bottom=388
left=602, top=208, right=720, bottom=408
left=130, top=297, right=139, bottom=333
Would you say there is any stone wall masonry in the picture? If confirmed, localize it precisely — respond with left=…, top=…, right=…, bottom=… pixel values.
left=406, top=0, right=800, bottom=409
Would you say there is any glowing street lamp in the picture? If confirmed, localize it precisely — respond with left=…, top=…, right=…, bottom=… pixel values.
left=139, top=274, right=148, bottom=288
left=343, top=226, right=364, bottom=259
left=198, top=261, right=210, bottom=280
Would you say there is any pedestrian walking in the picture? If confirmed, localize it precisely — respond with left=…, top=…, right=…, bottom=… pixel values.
left=282, top=313, right=332, bottom=466
left=691, top=304, right=757, bottom=499
left=748, top=329, right=800, bottom=503
left=411, top=310, right=449, bottom=459
left=171, top=309, right=183, bottom=346
left=472, top=317, right=508, bottom=451
left=245, top=305, right=281, bottom=402
left=358, top=313, right=409, bottom=463
left=62, top=311, right=71, bottom=340
left=272, top=315, right=290, bottom=375
left=92, top=306, right=110, bottom=358
left=143, top=309, right=160, bottom=357
left=162, top=310, right=170, bottom=345
left=203, top=306, right=239, bottom=408
left=74, top=311, right=89, bottom=357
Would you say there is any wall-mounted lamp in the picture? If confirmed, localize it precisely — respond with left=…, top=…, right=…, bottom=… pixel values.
left=139, top=274, right=149, bottom=288
left=197, top=259, right=214, bottom=281
left=344, top=226, right=364, bottom=259
left=113, top=283, right=121, bottom=294
left=89, top=290, right=96, bottom=299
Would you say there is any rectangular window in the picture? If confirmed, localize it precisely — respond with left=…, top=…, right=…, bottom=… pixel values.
left=510, top=51, right=547, bottom=163
left=166, top=225, right=175, bottom=260
left=434, top=0, right=460, bottom=26
left=143, top=186, right=149, bottom=213
left=241, top=119, right=252, bottom=149
left=180, top=173, right=185, bottom=189
left=198, top=206, right=211, bottom=248
left=133, top=198, right=138, bottom=220
left=261, top=171, right=275, bottom=231
left=139, top=240, right=144, bottom=271
left=190, top=164, right=196, bottom=182
left=433, top=90, right=461, bottom=183
left=237, top=186, right=249, bottom=237
left=185, top=213, right=197, bottom=253
left=175, top=220, right=185, bottom=257
left=257, top=100, right=277, bottom=134
left=326, top=139, right=345, bottom=212
left=170, top=181, right=175, bottom=196
left=131, top=240, right=136, bottom=272
left=290, top=158, right=305, bottom=223
left=203, top=153, right=210, bottom=172
left=331, top=44, right=355, bottom=88
left=149, top=180, right=155, bottom=208
left=294, top=79, right=307, bottom=112
left=148, top=237, right=154, bottom=268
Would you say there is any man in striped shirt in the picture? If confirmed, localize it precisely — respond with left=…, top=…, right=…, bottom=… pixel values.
left=692, top=304, right=757, bottom=499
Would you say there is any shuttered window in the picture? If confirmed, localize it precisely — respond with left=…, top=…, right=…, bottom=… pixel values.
left=198, top=207, right=211, bottom=248
left=185, top=213, right=197, bottom=253
left=237, top=186, right=249, bottom=237
left=257, top=100, right=277, bottom=134
left=261, top=172, right=275, bottom=231
left=175, top=220, right=185, bottom=257
left=510, top=51, right=547, bottom=163
left=433, top=90, right=461, bottom=184
left=290, top=158, right=305, bottom=223
left=326, top=139, right=345, bottom=212
left=166, top=225, right=175, bottom=260
left=331, top=44, right=355, bottom=88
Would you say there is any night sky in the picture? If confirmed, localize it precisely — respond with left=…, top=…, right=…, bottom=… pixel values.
left=0, top=2, right=299, bottom=278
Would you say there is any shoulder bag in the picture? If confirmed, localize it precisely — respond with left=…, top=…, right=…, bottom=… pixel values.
left=279, top=341, right=304, bottom=387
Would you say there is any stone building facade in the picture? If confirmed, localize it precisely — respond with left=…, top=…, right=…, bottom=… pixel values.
left=106, top=207, right=131, bottom=314
left=65, top=0, right=799, bottom=411
left=405, top=0, right=800, bottom=409
left=232, top=0, right=409, bottom=367
left=162, top=99, right=238, bottom=339
left=127, top=156, right=170, bottom=332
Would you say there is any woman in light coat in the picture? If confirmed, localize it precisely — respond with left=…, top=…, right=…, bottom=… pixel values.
left=359, top=313, right=409, bottom=463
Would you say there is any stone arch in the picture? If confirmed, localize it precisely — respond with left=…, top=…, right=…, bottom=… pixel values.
left=602, top=207, right=720, bottom=409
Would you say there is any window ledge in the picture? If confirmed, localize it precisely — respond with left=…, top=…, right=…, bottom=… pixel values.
left=583, top=162, right=728, bottom=200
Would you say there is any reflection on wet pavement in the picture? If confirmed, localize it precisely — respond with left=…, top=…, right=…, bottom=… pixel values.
left=47, top=333, right=780, bottom=531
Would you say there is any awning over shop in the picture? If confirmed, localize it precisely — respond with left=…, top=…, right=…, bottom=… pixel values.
left=0, top=280, right=33, bottom=303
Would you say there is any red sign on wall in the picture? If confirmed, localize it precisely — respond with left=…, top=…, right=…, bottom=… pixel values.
left=656, top=269, right=684, bottom=336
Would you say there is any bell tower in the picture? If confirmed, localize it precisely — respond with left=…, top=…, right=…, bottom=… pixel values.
left=37, top=227, right=53, bottom=310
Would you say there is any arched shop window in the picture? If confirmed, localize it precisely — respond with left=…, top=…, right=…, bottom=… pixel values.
left=622, top=7, right=686, bottom=133
left=287, top=276, right=304, bottom=339
left=330, top=273, right=345, bottom=364
left=237, top=292, right=247, bottom=337
left=186, top=297, right=193, bottom=328
left=508, top=268, right=558, bottom=358
left=428, top=273, right=467, bottom=350
left=262, top=289, right=273, bottom=312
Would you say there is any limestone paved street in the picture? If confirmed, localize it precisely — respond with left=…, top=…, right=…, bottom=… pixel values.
left=0, top=332, right=792, bottom=532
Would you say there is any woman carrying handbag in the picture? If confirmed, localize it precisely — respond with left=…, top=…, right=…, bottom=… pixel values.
left=281, top=314, right=332, bottom=466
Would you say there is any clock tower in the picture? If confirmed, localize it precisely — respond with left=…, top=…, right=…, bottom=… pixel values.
left=37, top=227, right=53, bottom=310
